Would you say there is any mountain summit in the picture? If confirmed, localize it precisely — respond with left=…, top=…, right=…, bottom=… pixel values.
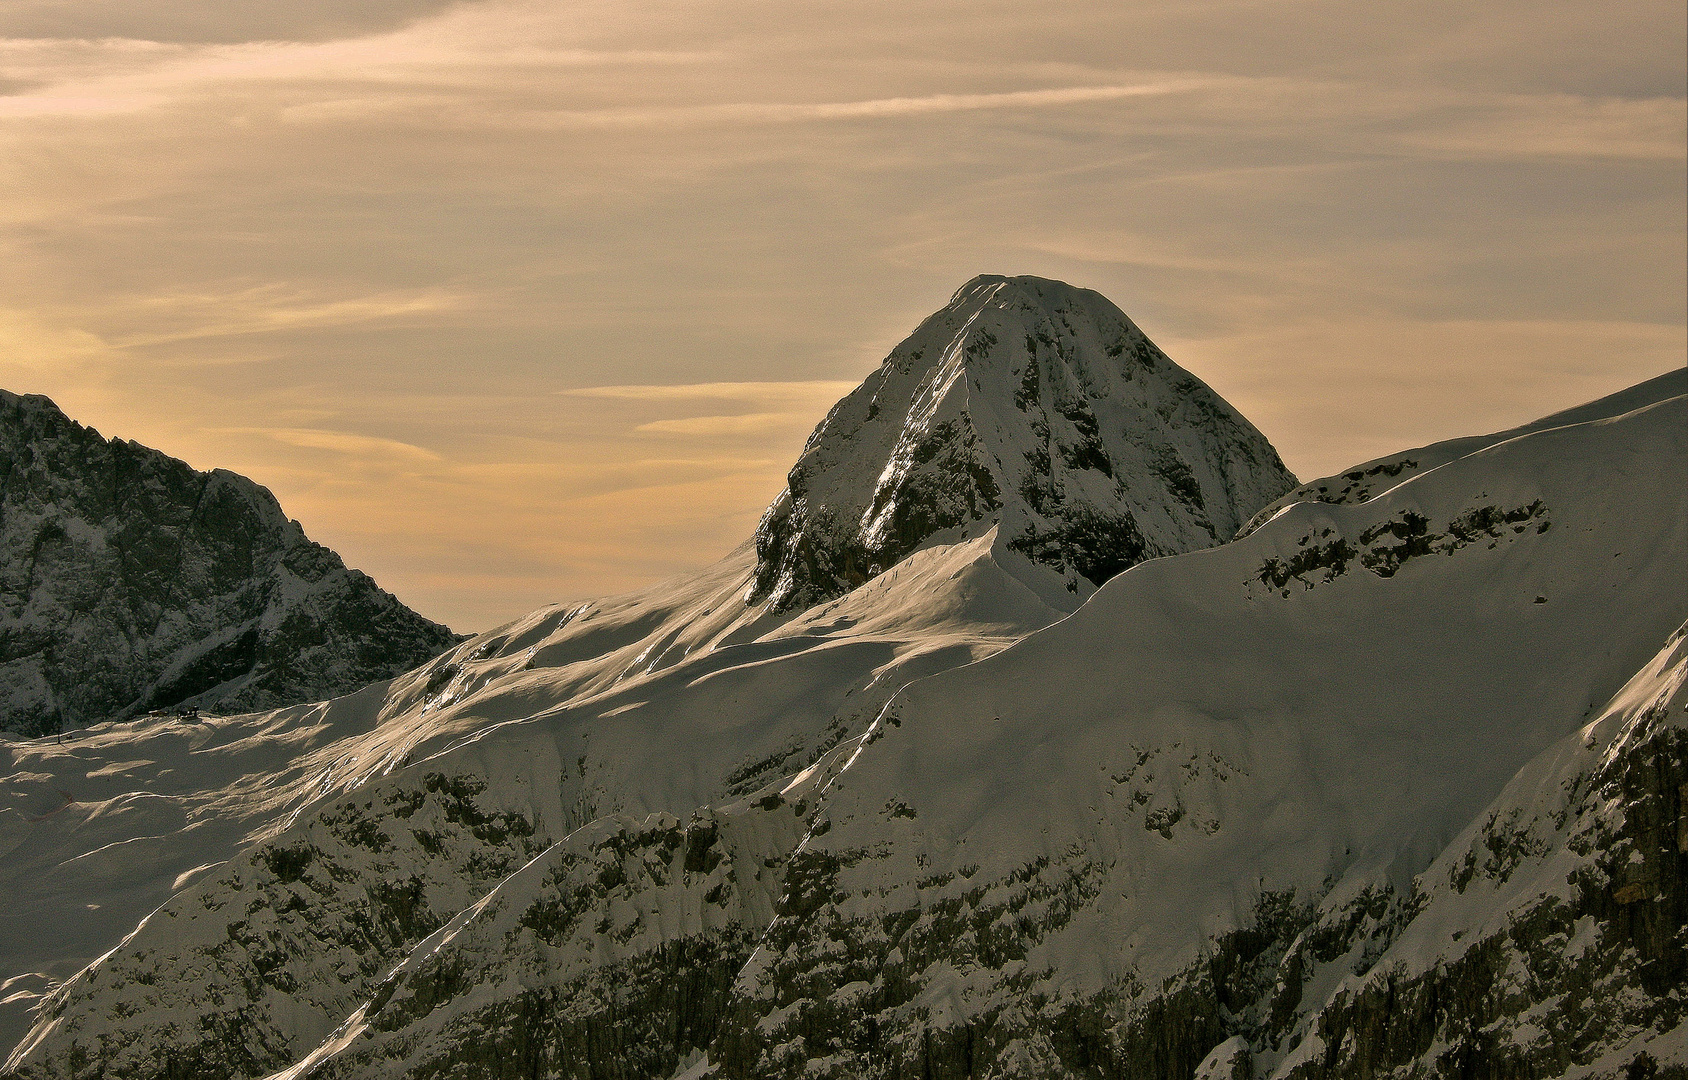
left=753, top=274, right=1296, bottom=609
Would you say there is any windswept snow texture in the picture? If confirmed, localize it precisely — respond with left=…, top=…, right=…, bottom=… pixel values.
left=753, top=274, right=1297, bottom=609
left=0, top=390, right=462, bottom=737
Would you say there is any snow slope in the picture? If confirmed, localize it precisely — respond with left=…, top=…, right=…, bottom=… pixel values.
left=1265, top=619, right=1687, bottom=1078
left=1236, top=367, right=1685, bottom=538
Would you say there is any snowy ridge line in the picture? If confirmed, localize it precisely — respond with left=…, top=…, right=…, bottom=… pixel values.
left=1, top=890, right=175, bottom=1072
left=262, top=786, right=691, bottom=1080
left=736, top=692, right=906, bottom=986
left=1352, top=392, right=1684, bottom=518
left=1237, top=368, right=1685, bottom=538
left=267, top=756, right=851, bottom=1078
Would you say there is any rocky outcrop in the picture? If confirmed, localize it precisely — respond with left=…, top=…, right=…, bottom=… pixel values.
left=752, top=275, right=1297, bottom=610
left=0, top=390, right=461, bottom=736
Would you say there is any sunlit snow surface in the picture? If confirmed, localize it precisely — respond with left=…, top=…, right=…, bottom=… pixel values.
left=1, top=377, right=1683, bottom=1078
left=0, top=526, right=1083, bottom=1058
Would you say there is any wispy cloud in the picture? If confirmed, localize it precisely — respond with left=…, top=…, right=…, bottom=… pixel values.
left=562, top=382, right=857, bottom=439
left=488, top=81, right=1216, bottom=131
left=105, top=287, right=474, bottom=347
left=214, top=427, right=443, bottom=462
left=0, top=20, right=718, bottom=118
left=562, top=381, right=857, bottom=403
left=634, top=413, right=809, bottom=436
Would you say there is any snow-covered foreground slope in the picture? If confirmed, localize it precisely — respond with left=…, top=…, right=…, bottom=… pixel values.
left=8, top=380, right=1675, bottom=1080
left=0, top=682, right=395, bottom=1051
left=272, top=605, right=1688, bottom=1080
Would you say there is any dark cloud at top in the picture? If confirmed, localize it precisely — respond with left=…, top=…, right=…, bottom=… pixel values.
left=0, top=0, right=467, bottom=43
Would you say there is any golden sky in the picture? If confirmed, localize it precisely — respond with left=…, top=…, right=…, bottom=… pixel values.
left=2, top=0, right=1683, bottom=631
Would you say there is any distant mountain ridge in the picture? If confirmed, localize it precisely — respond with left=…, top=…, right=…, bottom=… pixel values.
left=0, top=391, right=461, bottom=736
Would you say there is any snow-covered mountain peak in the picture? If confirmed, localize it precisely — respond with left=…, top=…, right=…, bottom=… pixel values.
left=751, top=274, right=1298, bottom=610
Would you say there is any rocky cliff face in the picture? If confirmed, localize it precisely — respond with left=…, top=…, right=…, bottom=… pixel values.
left=753, top=275, right=1296, bottom=610
left=0, top=391, right=461, bottom=736
left=1272, top=628, right=1686, bottom=1079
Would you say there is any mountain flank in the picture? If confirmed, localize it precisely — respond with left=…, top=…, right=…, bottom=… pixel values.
left=1236, top=367, right=1687, bottom=538
left=0, top=391, right=462, bottom=736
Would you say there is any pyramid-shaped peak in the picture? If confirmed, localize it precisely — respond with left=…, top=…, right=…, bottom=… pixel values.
left=750, top=276, right=1297, bottom=611
left=939, top=273, right=1136, bottom=331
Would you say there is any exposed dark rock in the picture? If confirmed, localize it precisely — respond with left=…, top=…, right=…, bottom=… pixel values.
left=0, top=390, right=462, bottom=735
